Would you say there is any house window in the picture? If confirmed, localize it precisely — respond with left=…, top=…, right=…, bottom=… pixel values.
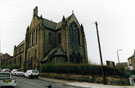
left=14, top=58, right=16, bottom=64
left=35, top=49, right=37, bottom=58
left=20, top=55, right=22, bottom=67
left=19, top=47, right=21, bottom=53
left=129, top=59, right=132, bottom=65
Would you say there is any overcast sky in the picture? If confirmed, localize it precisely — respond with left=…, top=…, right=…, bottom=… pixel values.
left=1, top=0, right=135, bottom=64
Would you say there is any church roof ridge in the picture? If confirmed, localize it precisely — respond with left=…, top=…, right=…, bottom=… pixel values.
left=38, top=14, right=72, bottom=30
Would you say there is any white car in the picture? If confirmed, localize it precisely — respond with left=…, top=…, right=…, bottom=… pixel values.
left=15, top=70, right=24, bottom=76
left=0, top=72, right=17, bottom=88
left=24, top=70, right=39, bottom=79
left=11, top=69, right=24, bottom=76
left=2, top=68, right=10, bottom=72
left=11, top=69, right=18, bottom=75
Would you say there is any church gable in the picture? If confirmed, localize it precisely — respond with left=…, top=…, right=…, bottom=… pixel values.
left=29, top=16, right=41, bottom=32
left=29, top=7, right=80, bottom=32
left=66, top=13, right=81, bottom=29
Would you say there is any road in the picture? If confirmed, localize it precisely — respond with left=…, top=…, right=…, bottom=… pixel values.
left=13, top=76, right=77, bottom=88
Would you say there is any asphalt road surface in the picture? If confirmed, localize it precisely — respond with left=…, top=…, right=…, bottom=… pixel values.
left=13, top=76, right=77, bottom=88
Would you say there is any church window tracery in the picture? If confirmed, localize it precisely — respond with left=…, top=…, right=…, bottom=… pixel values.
left=69, top=22, right=80, bottom=45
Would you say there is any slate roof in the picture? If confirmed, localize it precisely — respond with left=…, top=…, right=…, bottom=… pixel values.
left=41, top=47, right=58, bottom=62
left=42, top=18, right=57, bottom=30
left=54, top=48, right=65, bottom=56
left=41, top=47, right=66, bottom=62
left=17, top=40, right=25, bottom=47
left=128, top=50, right=135, bottom=60
left=40, top=14, right=72, bottom=31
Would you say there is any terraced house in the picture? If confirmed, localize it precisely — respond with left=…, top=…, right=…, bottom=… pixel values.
left=128, top=50, right=135, bottom=70
left=0, top=53, right=12, bottom=65
left=8, top=6, right=88, bottom=70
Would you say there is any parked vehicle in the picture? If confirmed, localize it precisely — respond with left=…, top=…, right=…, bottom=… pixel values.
left=2, top=68, right=10, bottom=72
left=0, top=68, right=2, bottom=72
left=24, top=70, right=39, bottom=79
left=0, top=72, right=17, bottom=88
left=11, top=69, right=24, bottom=76
left=15, top=70, right=24, bottom=76
left=11, top=69, right=19, bottom=75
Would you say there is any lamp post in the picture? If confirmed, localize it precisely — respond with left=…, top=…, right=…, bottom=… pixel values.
left=95, top=21, right=106, bottom=84
left=0, top=60, right=1, bottom=68
left=117, top=49, right=123, bottom=63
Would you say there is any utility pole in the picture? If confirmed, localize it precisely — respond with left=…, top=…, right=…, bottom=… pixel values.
left=0, top=31, right=1, bottom=53
left=95, top=21, right=106, bottom=84
left=0, top=32, right=1, bottom=67
left=0, top=60, right=1, bottom=68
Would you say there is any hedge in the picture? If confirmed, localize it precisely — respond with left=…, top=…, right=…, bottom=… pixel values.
left=0, top=64, right=19, bottom=70
left=40, top=63, right=130, bottom=77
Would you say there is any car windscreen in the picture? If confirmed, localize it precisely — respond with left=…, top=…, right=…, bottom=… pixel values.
left=0, top=73, right=10, bottom=78
left=5, top=69, right=10, bottom=71
left=17, top=69, right=22, bottom=71
left=32, top=70, right=38, bottom=73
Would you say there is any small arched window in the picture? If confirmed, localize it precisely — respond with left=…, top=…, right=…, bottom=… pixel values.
left=32, top=31, right=34, bottom=45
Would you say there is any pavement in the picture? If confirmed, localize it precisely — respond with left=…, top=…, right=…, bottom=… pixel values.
left=39, top=77, right=135, bottom=88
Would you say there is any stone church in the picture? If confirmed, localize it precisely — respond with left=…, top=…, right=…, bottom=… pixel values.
left=8, top=6, right=88, bottom=70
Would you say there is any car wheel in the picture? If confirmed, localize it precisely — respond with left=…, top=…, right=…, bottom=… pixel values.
left=29, top=75, right=32, bottom=79
left=36, top=76, right=39, bottom=79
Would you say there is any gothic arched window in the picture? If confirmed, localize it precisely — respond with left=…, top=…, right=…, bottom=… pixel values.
left=58, top=33, right=61, bottom=45
left=69, top=22, right=80, bottom=45
left=48, top=32, right=52, bottom=43
left=76, top=52, right=81, bottom=63
left=32, top=30, right=37, bottom=45
left=69, top=26, right=73, bottom=43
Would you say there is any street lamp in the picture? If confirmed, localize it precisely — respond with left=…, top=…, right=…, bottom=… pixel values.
left=117, top=49, right=123, bottom=63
